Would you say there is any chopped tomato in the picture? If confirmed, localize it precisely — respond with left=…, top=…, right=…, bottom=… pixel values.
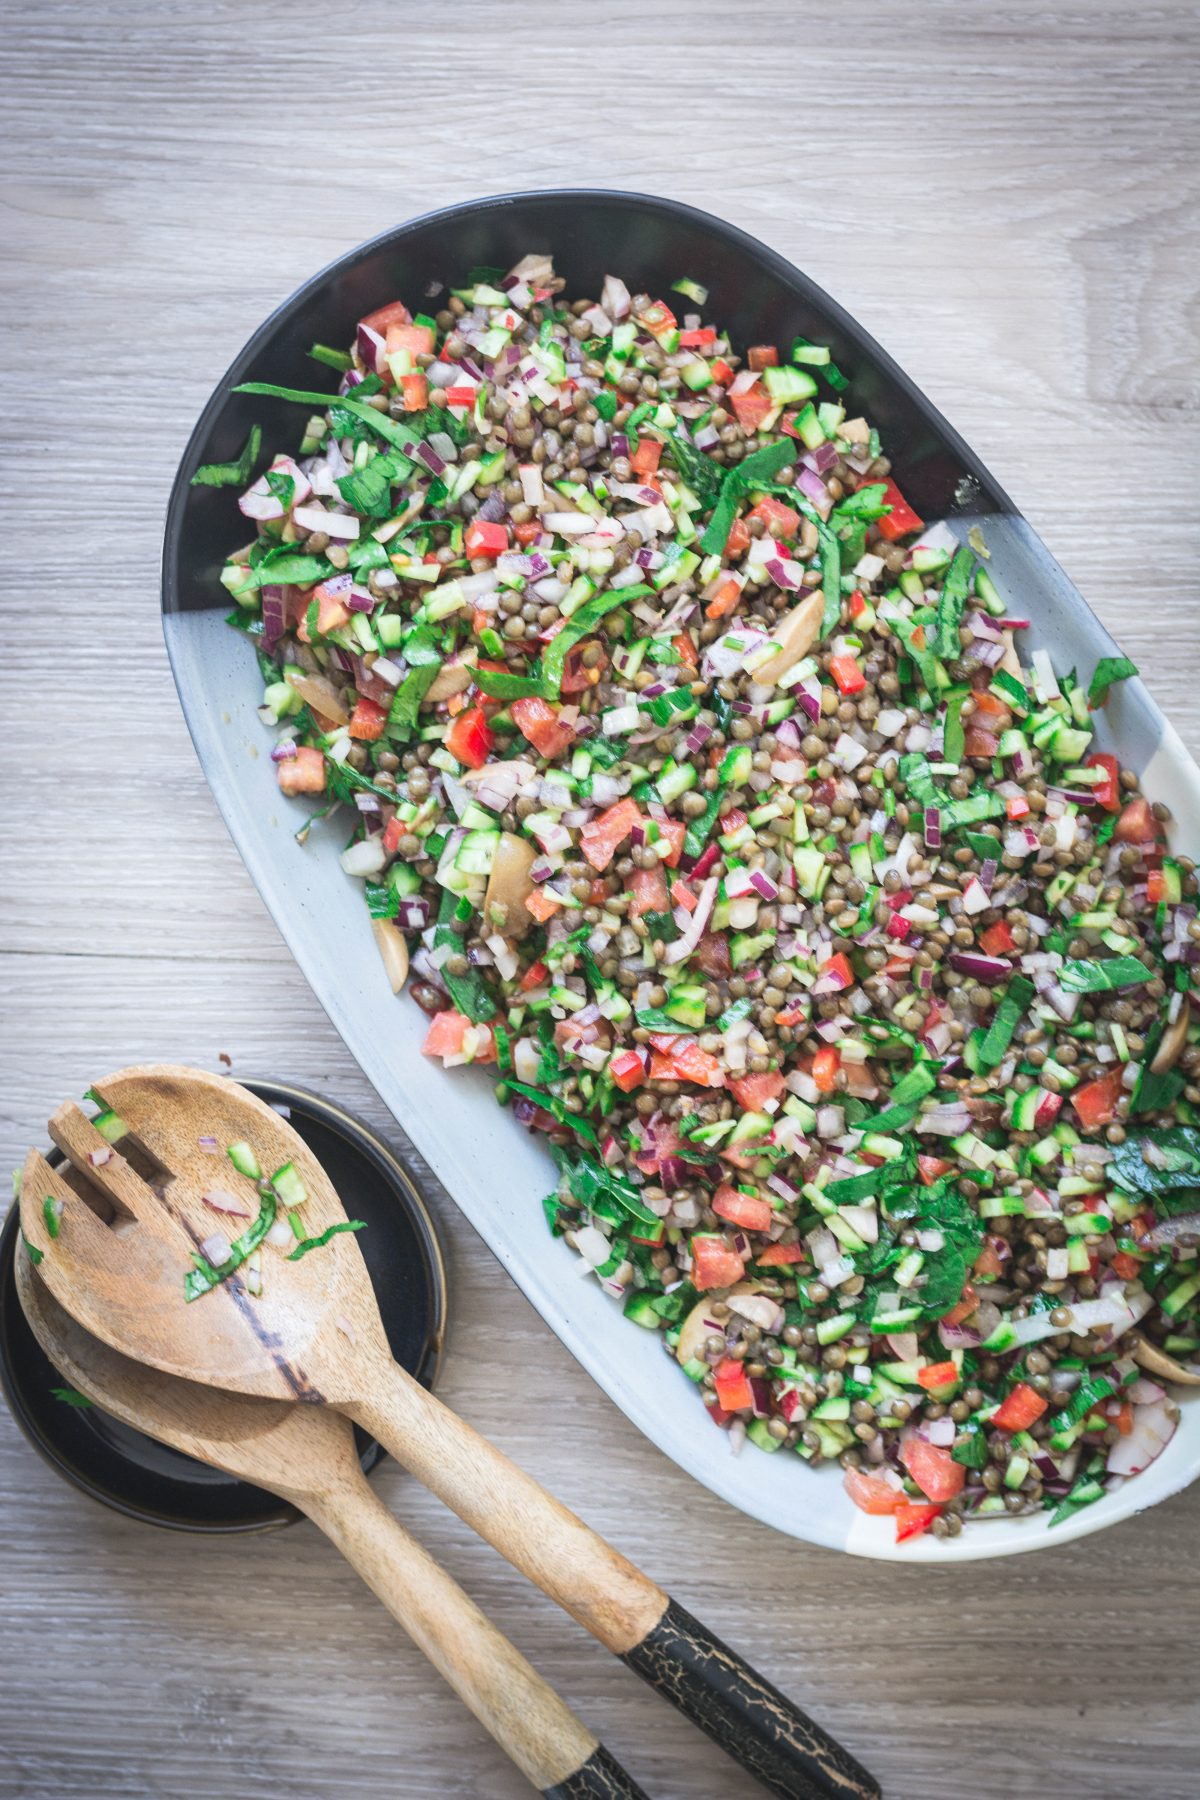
left=443, top=384, right=478, bottom=408
left=900, top=1437, right=966, bottom=1503
left=1114, top=795, right=1159, bottom=844
left=916, top=1361, right=960, bottom=1394
left=711, top=357, right=734, bottom=387
left=311, top=581, right=351, bottom=636
left=941, top=1284, right=978, bottom=1328
left=647, top=1034, right=724, bottom=1088
left=812, top=1046, right=841, bottom=1093
left=1108, top=1399, right=1134, bottom=1436
left=895, top=1502, right=942, bottom=1543
left=705, top=576, right=743, bottom=621
left=824, top=951, right=854, bottom=989
left=464, top=519, right=509, bottom=561
left=400, top=372, right=429, bottom=412
left=421, top=1011, right=497, bottom=1065
left=973, top=1241, right=1005, bottom=1279
left=829, top=655, right=865, bottom=696
left=727, top=1071, right=786, bottom=1112
left=519, top=958, right=548, bottom=991
left=382, top=816, right=406, bottom=856
left=445, top=705, right=493, bottom=770
left=1086, top=751, right=1121, bottom=812
left=724, top=516, right=751, bottom=559
left=630, top=437, right=662, bottom=476
left=992, top=1382, right=1048, bottom=1433
left=748, top=496, right=800, bottom=539
left=747, top=345, right=779, bottom=370
left=1072, top=1067, right=1126, bottom=1131
left=359, top=299, right=411, bottom=334
left=713, top=1357, right=754, bottom=1412
left=524, top=888, right=562, bottom=923
left=608, top=1049, right=646, bottom=1093
left=637, top=299, right=677, bottom=338
left=979, top=919, right=1016, bottom=958
left=757, top=1242, right=806, bottom=1267
left=678, top=327, right=717, bottom=348
left=1111, top=1249, right=1144, bottom=1281
left=695, top=932, right=733, bottom=979
left=510, top=695, right=576, bottom=760
left=348, top=696, right=388, bottom=741
left=559, top=643, right=606, bottom=693
left=971, top=687, right=1012, bottom=729
left=671, top=879, right=697, bottom=912
left=630, top=864, right=670, bottom=918
left=848, top=588, right=868, bottom=620
left=1005, top=794, right=1030, bottom=821
left=691, top=1235, right=747, bottom=1292
left=579, top=798, right=643, bottom=871
left=657, top=819, right=687, bottom=867
left=513, top=520, right=542, bottom=547
left=384, top=321, right=435, bottom=357
left=963, top=725, right=1000, bottom=759
left=874, top=477, right=924, bottom=543
left=730, top=382, right=774, bottom=433
left=1147, top=868, right=1169, bottom=905
left=672, top=631, right=699, bottom=670
left=844, top=1467, right=904, bottom=1515
left=276, top=745, right=326, bottom=795
left=712, top=1185, right=773, bottom=1233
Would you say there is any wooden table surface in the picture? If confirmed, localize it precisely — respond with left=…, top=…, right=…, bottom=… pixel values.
left=3, top=4, right=1199, bottom=1795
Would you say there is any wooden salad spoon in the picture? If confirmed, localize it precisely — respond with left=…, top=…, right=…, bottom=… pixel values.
left=20, top=1064, right=879, bottom=1800
left=14, top=1249, right=646, bottom=1799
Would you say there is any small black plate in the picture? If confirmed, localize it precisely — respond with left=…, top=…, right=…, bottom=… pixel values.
left=0, top=1079, right=446, bottom=1533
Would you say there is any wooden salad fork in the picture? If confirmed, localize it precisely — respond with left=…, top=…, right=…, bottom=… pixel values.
left=20, top=1064, right=879, bottom=1800
left=15, top=1249, right=646, bottom=1799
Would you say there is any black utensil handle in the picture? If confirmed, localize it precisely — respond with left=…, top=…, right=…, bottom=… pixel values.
left=543, top=1744, right=652, bottom=1799
left=622, top=1597, right=879, bottom=1800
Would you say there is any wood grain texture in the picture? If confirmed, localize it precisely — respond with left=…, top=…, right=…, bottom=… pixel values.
left=1, top=3, right=1198, bottom=1797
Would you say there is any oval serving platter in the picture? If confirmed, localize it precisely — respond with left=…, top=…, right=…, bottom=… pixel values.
left=162, top=190, right=1200, bottom=1559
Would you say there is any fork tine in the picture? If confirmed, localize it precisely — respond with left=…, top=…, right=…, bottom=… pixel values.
left=19, top=1149, right=133, bottom=1269
left=46, top=1102, right=158, bottom=1225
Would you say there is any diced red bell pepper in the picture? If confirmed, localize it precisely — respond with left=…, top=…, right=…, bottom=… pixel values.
left=844, top=1467, right=904, bottom=1515
left=312, top=580, right=352, bottom=636
left=979, top=919, right=1016, bottom=958
left=1114, top=795, right=1159, bottom=844
left=900, top=1436, right=966, bottom=1503
left=747, top=345, right=780, bottom=370
left=678, top=327, right=717, bottom=348
left=916, top=1361, right=960, bottom=1394
left=712, top=1185, right=774, bottom=1233
left=811, top=1046, right=841, bottom=1093
left=524, top=888, right=562, bottom=923
left=276, top=745, right=326, bottom=795
left=886, top=913, right=911, bottom=942
left=513, top=519, right=542, bottom=547
left=464, top=519, right=510, bottom=561
left=654, top=819, right=686, bottom=868
left=849, top=588, right=868, bottom=619
left=918, top=1154, right=954, bottom=1186
left=445, top=704, right=494, bottom=770
left=973, top=1240, right=1005, bottom=1279
left=1147, top=868, right=1168, bottom=904
left=1086, top=751, right=1121, bottom=812
left=730, top=382, right=774, bottom=432
left=1072, top=1067, right=1126, bottom=1131
left=630, top=437, right=662, bottom=476
left=824, top=951, right=854, bottom=989
left=672, top=631, right=699, bottom=670
left=705, top=576, right=743, bottom=621
left=829, top=655, right=865, bottom=696
left=972, top=688, right=1012, bottom=729
left=579, top=797, right=643, bottom=871
left=711, top=357, right=734, bottom=386
left=629, top=864, right=670, bottom=918
left=724, top=516, right=751, bottom=559
left=608, top=1049, right=647, bottom=1093
left=992, top=1382, right=1048, bottom=1433
left=691, top=1234, right=747, bottom=1292
left=637, top=300, right=677, bottom=338
left=748, top=496, right=800, bottom=539
left=874, top=477, right=924, bottom=543
left=382, top=816, right=407, bottom=856
left=941, top=1284, right=978, bottom=1328
left=726, top=1071, right=785, bottom=1112
left=510, top=695, right=576, bottom=760
left=647, top=1034, right=724, bottom=1088
left=895, top=1502, right=942, bottom=1543
left=359, top=299, right=411, bottom=335
left=1111, top=1249, right=1144, bottom=1281
left=1005, top=794, right=1030, bottom=820
left=421, top=1010, right=497, bottom=1064
left=714, top=1357, right=754, bottom=1412
left=519, top=958, right=549, bottom=991
left=348, top=696, right=388, bottom=741
left=757, top=1242, right=806, bottom=1267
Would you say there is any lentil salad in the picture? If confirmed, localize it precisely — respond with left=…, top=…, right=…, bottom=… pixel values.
left=203, top=253, right=1200, bottom=1544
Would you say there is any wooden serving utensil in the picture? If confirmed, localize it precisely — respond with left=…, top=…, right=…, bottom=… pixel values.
left=15, top=1248, right=645, bottom=1799
left=21, top=1065, right=879, bottom=1800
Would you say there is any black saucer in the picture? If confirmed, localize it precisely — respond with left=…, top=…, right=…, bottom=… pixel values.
left=0, top=1079, right=446, bottom=1532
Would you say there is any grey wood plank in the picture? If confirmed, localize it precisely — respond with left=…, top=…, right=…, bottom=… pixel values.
left=2, top=3, right=1199, bottom=1796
